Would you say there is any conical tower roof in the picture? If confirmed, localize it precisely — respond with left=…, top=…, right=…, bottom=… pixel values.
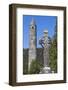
left=30, top=18, right=36, bottom=25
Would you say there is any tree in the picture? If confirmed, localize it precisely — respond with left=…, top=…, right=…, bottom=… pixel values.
left=28, top=60, right=43, bottom=74
left=49, top=19, right=57, bottom=73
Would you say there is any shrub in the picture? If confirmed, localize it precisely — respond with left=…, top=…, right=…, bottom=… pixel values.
left=28, top=60, right=43, bottom=74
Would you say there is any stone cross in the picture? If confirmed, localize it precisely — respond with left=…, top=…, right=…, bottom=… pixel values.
left=43, top=30, right=49, bottom=67
left=39, top=30, right=51, bottom=74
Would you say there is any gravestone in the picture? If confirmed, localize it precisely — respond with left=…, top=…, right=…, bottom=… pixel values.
left=28, top=19, right=37, bottom=71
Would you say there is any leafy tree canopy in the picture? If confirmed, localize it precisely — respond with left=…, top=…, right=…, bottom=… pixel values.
left=28, top=60, right=43, bottom=74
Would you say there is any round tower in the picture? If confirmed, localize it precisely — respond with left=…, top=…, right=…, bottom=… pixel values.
left=28, top=18, right=37, bottom=71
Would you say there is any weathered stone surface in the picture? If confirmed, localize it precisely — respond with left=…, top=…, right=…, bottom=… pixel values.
left=40, top=30, right=51, bottom=74
left=28, top=19, right=37, bottom=70
left=39, top=67, right=51, bottom=74
left=43, top=30, right=49, bottom=67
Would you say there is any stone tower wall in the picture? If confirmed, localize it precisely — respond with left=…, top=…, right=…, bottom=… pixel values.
left=28, top=19, right=36, bottom=70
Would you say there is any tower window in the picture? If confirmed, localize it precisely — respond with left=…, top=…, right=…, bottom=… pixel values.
left=32, top=26, right=34, bottom=29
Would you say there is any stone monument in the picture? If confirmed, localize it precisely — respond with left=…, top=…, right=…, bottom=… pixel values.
left=43, top=30, right=51, bottom=73
left=39, top=30, right=51, bottom=74
left=28, top=19, right=37, bottom=70
left=43, top=30, right=49, bottom=67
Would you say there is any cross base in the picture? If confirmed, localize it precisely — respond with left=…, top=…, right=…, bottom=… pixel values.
left=39, top=66, right=52, bottom=74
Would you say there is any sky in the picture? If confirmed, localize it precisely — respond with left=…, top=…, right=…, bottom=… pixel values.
left=23, top=15, right=57, bottom=48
